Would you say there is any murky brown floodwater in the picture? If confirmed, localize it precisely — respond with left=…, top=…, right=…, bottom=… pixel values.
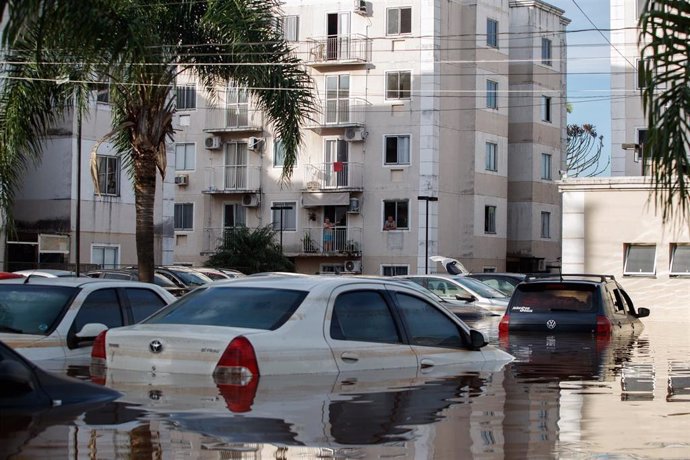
left=3, top=316, right=690, bottom=459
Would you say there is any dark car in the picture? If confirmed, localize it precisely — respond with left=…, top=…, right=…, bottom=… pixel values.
left=466, top=273, right=526, bottom=296
left=154, top=266, right=213, bottom=290
left=86, top=269, right=189, bottom=297
left=498, top=274, right=650, bottom=335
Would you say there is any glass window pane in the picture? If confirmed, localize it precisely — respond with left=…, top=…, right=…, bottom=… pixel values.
left=400, top=8, right=412, bottom=34
left=387, top=8, right=399, bottom=35
left=671, top=245, right=690, bottom=273
left=330, top=291, right=401, bottom=343
left=73, top=289, right=123, bottom=332
left=395, top=293, right=465, bottom=348
left=126, top=288, right=167, bottom=323
left=625, top=245, right=656, bottom=274
left=385, top=136, right=398, bottom=164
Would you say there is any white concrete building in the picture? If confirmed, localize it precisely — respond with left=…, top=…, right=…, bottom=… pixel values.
left=171, top=0, right=569, bottom=275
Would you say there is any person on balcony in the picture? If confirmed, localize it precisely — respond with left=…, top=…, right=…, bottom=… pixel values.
left=383, top=215, right=397, bottom=230
left=323, top=218, right=334, bottom=251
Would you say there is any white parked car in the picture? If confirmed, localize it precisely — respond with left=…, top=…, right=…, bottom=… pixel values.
left=91, top=276, right=513, bottom=378
left=0, top=277, right=176, bottom=362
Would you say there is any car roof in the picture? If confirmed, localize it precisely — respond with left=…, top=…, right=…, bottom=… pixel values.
left=13, top=269, right=78, bottom=277
left=0, top=276, right=164, bottom=289
left=206, top=274, right=423, bottom=291
left=521, top=273, right=614, bottom=285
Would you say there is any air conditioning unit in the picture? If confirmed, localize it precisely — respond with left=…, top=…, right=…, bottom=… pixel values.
left=205, top=136, right=222, bottom=150
left=174, top=174, right=189, bottom=186
left=348, top=197, right=360, bottom=213
left=247, top=137, right=264, bottom=151
left=344, top=260, right=362, bottom=273
left=537, top=259, right=546, bottom=272
left=344, top=128, right=367, bottom=142
left=354, top=0, right=369, bottom=15
left=241, top=193, right=260, bottom=207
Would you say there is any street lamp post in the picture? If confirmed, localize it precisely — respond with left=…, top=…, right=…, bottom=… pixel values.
left=417, top=195, right=438, bottom=274
left=271, top=205, right=290, bottom=253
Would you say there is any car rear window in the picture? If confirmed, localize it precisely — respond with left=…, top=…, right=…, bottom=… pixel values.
left=510, top=283, right=596, bottom=313
left=0, top=285, right=76, bottom=335
left=144, top=287, right=308, bottom=330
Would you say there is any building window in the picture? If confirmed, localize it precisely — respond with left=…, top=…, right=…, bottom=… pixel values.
left=541, top=96, right=552, bottom=122
left=670, top=244, right=690, bottom=274
left=273, top=139, right=286, bottom=167
left=387, top=7, right=412, bottom=35
left=386, top=71, right=411, bottom=100
left=541, top=37, right=552, bottom=66
left=382, top=265, right=409, bottom=276
left=487, top=18, right=498, bottom=48
left=280, top=15, right=299, bottom=41
left=175, top=143, right=195, bottom=171
left=541, top=153, right=552, bottom=180
left=486, top=80, right=498, bottom=109
left=174, top=203, right=194, bottom=231
left=485, top=142, right=497, bottom=171
left=484, top=205, right=496, bottom=234
left=92, top=245, right=119, bottom=269
left=271, top=201, right=296, bottom=231
left=624, top=244, right=656, bottom=275
left=224, top=203, right=246, bottom=228
left=385, top=135, right=410, bottom=165
left=383, top=199, right=409, bottom=230
left=176, top=84, right=196, bottom=111
left=541, top=212, right=551, bottom=238
left=320, top=263, right=346, bottom=274
left=96, top=155, right=120, bottom=196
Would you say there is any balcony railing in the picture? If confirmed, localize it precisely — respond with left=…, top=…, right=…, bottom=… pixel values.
left=308, top=97, right=367, bottom=128
left=203, top=165, right=261, bottom=193
left=306, top=34, right=371, bottom=66
left=205, top=106, right=263, bottom=133
left=284, top=226, right=362, bottom=255
left=303, top=162, right=363, bottom=191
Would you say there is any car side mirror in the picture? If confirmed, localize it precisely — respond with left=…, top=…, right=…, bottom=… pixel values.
left=469, top=329, right=487, bottom=349
left=636, top=307, right=650, bottom=318
left=456, top=294, right=476, bottom=303
left=76, top=322, right=108, bottom=339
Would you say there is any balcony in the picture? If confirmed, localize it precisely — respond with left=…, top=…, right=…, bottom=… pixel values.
left=307, top=97, right=368, bottom=129
left=202, top=165, right=261, bottom=194
left=204, top=106, right=263, bottom=134
left=284, top=226, right=362, bottom=256
left=303, top=162, right=363, bottom=191
left=306, top=34, right=372, bottom=68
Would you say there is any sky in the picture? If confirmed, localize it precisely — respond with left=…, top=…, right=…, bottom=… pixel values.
left=548, top=0, right=612, bottom=175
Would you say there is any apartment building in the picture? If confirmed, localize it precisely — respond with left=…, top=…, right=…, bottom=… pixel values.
left=560, top=0, right=690, bottom=312
left=171, top=0, right=569, bottom=275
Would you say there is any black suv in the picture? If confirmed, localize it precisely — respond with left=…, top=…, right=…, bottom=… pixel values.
left=498, top=274, right=650, bottom=335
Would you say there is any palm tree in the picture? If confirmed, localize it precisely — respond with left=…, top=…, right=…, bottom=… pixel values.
left=639, top=0, right=690, bottom=220
left=0, top=0, right=314, bottom=281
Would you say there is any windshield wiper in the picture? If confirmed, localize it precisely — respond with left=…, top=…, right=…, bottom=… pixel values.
left=0, top=325, right=23, bottom=333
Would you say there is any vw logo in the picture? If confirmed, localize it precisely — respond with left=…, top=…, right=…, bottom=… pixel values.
left=546, top=319, right=557, bottom=330
left=149, top=339, right=164, bottom=353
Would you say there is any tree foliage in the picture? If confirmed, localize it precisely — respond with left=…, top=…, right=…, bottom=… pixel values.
left=566, top=124, right=608, bottom=177
left=205, top=226, right=294, bottom=275
left=639, top=0, right=690, bottom=221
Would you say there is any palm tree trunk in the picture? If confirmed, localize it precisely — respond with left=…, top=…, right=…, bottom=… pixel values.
left=134, top=154, right=157, bottom=282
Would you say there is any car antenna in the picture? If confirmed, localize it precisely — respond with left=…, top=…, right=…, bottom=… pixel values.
left=23, top=274, right=32, bottom=284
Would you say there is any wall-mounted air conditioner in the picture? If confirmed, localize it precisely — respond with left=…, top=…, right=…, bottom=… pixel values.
left=344, top=128, right=367, bottom=142
left=205, top=135, right=222, bottom=150
left=241, top=193, right=260, bottom=207
left=354, top=0, right=369, bottom=15
left=174, top=174, right=189, bottom=186
left=247, top=137, right=264, bottom=151
left=344, top=260, right=362, bottom=273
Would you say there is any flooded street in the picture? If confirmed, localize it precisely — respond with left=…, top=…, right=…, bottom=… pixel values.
left=3, top=316, right=689, bottom=459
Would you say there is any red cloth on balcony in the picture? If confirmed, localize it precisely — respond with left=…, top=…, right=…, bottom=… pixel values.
left=333, top=161, right=344, bottom=172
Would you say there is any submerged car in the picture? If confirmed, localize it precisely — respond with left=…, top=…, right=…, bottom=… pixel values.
left=91, top=276, right=512, bottom=378
left=498, top=274, right=650, bottom=335
left=0, top=278, right=176, bottom=362
left=466, top=273, right=526, bottom=296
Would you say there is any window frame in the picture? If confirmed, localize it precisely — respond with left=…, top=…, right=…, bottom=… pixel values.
left=381, top=265, right=409, bottom=276
left=91, top=244, right=120, bottom=269
left=271, top=201, right=297, bottom=232
left=384, top=135, right=411, bottom=166
left=175, top=84, right=197, bottom=111
left=486, top=18, right=498, bottom=48
left=541, top=153, right=552, bottom=180
left=485, top=142, right=498, bottom=172
left=623, top=244, right=657, bottom=276
left=484, top=205, right=496, bottom=234
left=174, top=143, right=196, bottom=171
left=385, top=70, right=412, bottom=101
left=670, top=244, right=690, bottom=275
left=541, top=37, right=552, bottom=66
left=541, top=95, right=552, bottom=122
left=382, top=199, right=409, bottom=230
left=273, top=139, right=286, bottom=167
left=386, top=7, right=412, bottom=36
left=486, top=80, right=498, bottom=109
left=280, top=15, right=299, bottom=42
left=174, top=202, right=194, bottom=231
left=96, top=155, right=120, bottom=197
left=540, top=211, right=551, bottom=239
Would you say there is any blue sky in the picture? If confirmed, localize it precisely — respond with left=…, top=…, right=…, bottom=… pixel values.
left=548, top=0, right=611, bottom=174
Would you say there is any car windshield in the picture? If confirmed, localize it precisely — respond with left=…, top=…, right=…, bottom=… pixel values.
left=0, top=285, right=76, bottom=335
left=511, top=283, right=596, bottom=312
left=168, top=269, right=212, bottom=286
left=452, top=277, right=507, bottom=299
left=144, top=286, right=308, bottom=330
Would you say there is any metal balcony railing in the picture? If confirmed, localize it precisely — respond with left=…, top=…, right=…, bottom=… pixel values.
left=307, top=34, right=371, bottom=65
left=205, top=106, right=263, bottom=133
left=204, top=165, right=261, bottom=193
left=286, top=226, right=362, bottom=255
left=309, top=97, right=367, bottom=127
left=303, top=162, right=363, bottom=191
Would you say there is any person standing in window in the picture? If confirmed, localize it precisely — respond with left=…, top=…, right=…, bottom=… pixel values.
left=383, top=215, right=397, bottom=230
left=323, top=218, right=334, bottom=252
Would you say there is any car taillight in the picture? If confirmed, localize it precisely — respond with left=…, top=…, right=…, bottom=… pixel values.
left=91, top=330, right=108, bottom=360
left=498, top=313, right=510, bottom=335
left=596, top=315, right=611, bottom=335
left=214, top=336, right=259, bottom=384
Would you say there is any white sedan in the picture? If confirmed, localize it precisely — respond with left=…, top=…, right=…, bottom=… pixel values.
left=92, top=276, right=513, bottom=378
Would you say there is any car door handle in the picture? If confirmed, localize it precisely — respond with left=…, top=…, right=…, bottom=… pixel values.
left=341, top=352, right=359, bottom=363
left=420, top=358, right=435, bottom=369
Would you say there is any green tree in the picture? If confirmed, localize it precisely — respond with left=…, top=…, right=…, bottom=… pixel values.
left=0, top=0, right=314, bottom=280
left=566, top=124, right=608, bottom=177
left=205, top=226, right=294, bottom=274
left=639, top=0, right=690, bottom=220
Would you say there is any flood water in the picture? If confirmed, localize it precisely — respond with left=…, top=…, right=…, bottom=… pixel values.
left=3, top=316, right=690, bottom=459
